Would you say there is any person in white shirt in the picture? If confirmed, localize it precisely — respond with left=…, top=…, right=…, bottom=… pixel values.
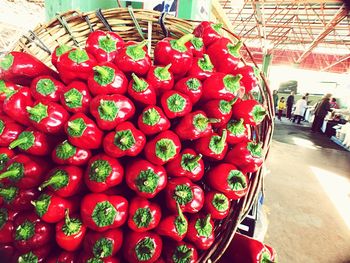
left=292, top=96, right=307, bottom=124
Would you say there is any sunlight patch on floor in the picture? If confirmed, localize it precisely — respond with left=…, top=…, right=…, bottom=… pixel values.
left=292, top=137, right=320, bottom=150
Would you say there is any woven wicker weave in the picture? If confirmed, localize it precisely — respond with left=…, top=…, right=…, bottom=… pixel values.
left=11, top=8, right=274, bottom=262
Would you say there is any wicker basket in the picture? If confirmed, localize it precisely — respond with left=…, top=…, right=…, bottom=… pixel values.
left=11, top=8, right=274, bottom=262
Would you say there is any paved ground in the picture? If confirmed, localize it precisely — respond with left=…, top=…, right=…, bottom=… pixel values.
left=264, top=118, right=350, bottom=263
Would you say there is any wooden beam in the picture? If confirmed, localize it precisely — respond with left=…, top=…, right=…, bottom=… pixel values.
left=211, top=0, right=236, bottom=33
left=321, top=54, right=350, bottom=71
left=295, top=4, right=348, bottom=63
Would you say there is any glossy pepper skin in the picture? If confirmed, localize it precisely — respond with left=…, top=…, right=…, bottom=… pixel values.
left=144, top=130, right=181, bottom=165
left=0, top=208, right=17, bottom=244
left=103, top=121, right=146, bottom=158
left=56, top=48, right=97, bottom=84
left=0, top=154, right=46, bottom=189
left=39, top=165, right=83, bottom=197
left=203, top=191, right=230, bottom=219
left=187, top=54, right=215, bottom=81
left=86, top=30, right=124, bottom=63
left=88, top=62, right=128, bottom=96
left=207, top=38, right=242, bottom=74
left=166, top=148, right=204, bottom=182
left=137, top=106, right=170, bottom=136
left=146, top=64, right=174, bottom=94
left=80, top=193, right=128, bottom=232
left=232, top=65, right=259, bottom=94
left=14, top=246, right=52, bottom=263
left=0, top=51, right=59, bottom=86
left=206, top=163, right=249, bottom=200
left=163, top=241, right=198, bottom=263
left=186, top=214, right=215, bottom=250
left=9, top=127, right=52, bottom=156
left=123, top=231, right=162, bottom=263
left=154, top=34, right=194, bottom=77
left=194, top=130, right=228, bottom=160
left=52, top=140, right=92, bottom=166
left=0, top=244, right=15, bottom=262
left=115, top=40, right=151, bottom=76
left=128, top=73, right=157, bottom=106
left=165, top=177, right=204, bottom=214
left=3, top=86, right=33, bottom=126
left=231, top=99, right=266, bottom=126
left=225, top=140, right=264, bottom=173
left=52, top=44, right=72, bottom=69
left=80, top=255, right=120, bottom=263
left=65, top=113, right=103, bottom=149
left=60, top=81, right=92, bottom=114
left=219, top=118, right=249, bottom=145
left=128, top=197, right=161, bottom=232
left=174, top=77, right=202, bottom=104
left=13, top=212, right=53, bottom=252
left=186, top=36, right=205, bottom=57
left=202, top=98, right=237, bottom=128
left=125, top=158, right=167, bottom=199
left=90, top=94, right=135, bottom=130
left=30, top=75, right=65, bottom=102
left=0, top=115, right=24, bottom=147
left=174, top=110, right=214, bottom=141
left=56, top=210, right=86, bottom=251
left=193, top=21, right=222, bottom=47
left=156, top=202, right=188, bottom=241
left=83, top=228, right=123, bottom=258
left=84, top=153, right=124, bottom=193
left=160, top=90, right=192, bottom=119
left=0, top=186, right=38, bottom=211
left=0, top=147, right=14, bottom=171
left=47, top=250, right=77, bottom=263
left=26, top=101, right=69, bottom=134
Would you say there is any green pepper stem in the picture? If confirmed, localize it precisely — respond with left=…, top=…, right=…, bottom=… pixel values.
left=0, top=187, right=16, bottom=199
left=100, top=100, right=114, bottom=115
left=67, top=121, right=80, bottom=132
left=176, top=202, right=186, bottom=221
left=9, top=137, right=28, bottom=149
left=38, top=173, right=64, bottom=191
left=219, top=129, right=227, bottom=145
left=136, top=40, right=148, bottom=49
left=131, top=73, right=143, bottom=87
left=94, top=66, right=109, bottom=79
left=188, top=154, right=202, bottom=165
left=0, top=170, right=18, bottom=180
left=230, top=98, right=238, bottom=105
left=208, top=118, right=221, bottom=124
left=64, top=209, right=71, bottom=224
left=176, top=34, right=194, bottom=46
left=203, top=214, right=211, bottom=227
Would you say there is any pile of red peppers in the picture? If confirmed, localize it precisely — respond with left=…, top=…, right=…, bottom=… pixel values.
left=0, top=21, right=273, bottom=263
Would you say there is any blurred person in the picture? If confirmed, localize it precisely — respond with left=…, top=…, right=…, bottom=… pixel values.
left=277, top=97, right=286, bottom=121
left=330, top=98, right=339, bottom=109
left=272, top=90, right=279, bottom=112
left=286, top=91, right=295, bottom=119
left=311, top=93, right=332, bottom=133
left=292, top=96, right=307, bottom=124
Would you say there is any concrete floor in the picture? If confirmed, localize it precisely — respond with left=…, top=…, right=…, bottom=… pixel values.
left=264, top=119, right=350, bottom=263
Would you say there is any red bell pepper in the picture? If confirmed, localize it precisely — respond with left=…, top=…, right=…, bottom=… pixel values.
left=194, top=129, right=228, bottom=160
left=203, top=191, right=230, bottom=220
left=0, top=154, right=46, bottom=189
left=146, top=64, right=174, bottom=94
left=0, top=116, right=23, bottom=147
left=163, top=241, right=198, bottom=263
left=156, top=202, right=188, bottom=241
left=201, top=72, right=241, bottom=101
left=165, top=177, right=204, bottom=214
left=83, top=228, right=123, bottom=258
left=265, top=244, right=278, bottom=261
left=123, top=231, right=162, bottom=263
left=14, top=246, right=52, bottom=263
left=56, top=210, right=86, bottom=251
left=231, top=99, right=266, bottom=126
left=39, top=165, right=83, bottom=197
left=103, top=121, right=146, bottom=158
left=9, top=127, right=52, bottom=156
left=0, top=51, right=59, bottom=86
left=173, top=110, right=215, bottom=141
left=65, top=113, right=103, bottom=149
left=127, top=73, right=156, bottom=106
left=52, top=44, right=72, bottom=69
left=219, top=118, right=249, bottom=145
left=31, top=192, right=75, bottom=223
left=207, top=38, right=242, bottom=74
left=187, top=54, right=215, bottom=81
left=202, top=98, right=237, bottom=128
left=165, top=148, right=204, bottom=181
left=232, top=65, right=259, bottom=94
left=0, top=147, right=14, bottom=171
left=80, top=255, right=120, bottom=263
left=0, top=186, right=38, bottom=211
left=13, top=212, right=53, bottom=252
left=86, top=30, right=124, bottom=63
left=30, top=75, right=65, bottom=102
left=56, top=48, right=97, bottom=84
left=125, top=158, right=167, bottom=199
left=90, top=94, right=135, bottom=130
left=3, top=86, right=33, bottom=126
left=0, top=207, right=16, bottom=243
left=206, top=163, right=249, bottom=200
left=186, top=36, right=205, bottom=57
left=128, top=197, right=161, bottom=232
left=80, top=193, right=128, bottom=232
left=115, top=40, right=151, bottom=76
left=220, top=232, right=277, bottom=263
left=154, top=34, right=194, bottom=77
left=0, top=80, right=21, bottom=101
left=193, top=21, right=222, bottom=47
left=88, top=62, right=128, bottom=96
left=0, top=244, right=15, bottom=262
left=60, top=81, right=92, bottom=114
left=52, top=140, right=92, bottom=166
left=47, top=250, right=77, bottom=263
left=186, top=214, right=215, bottom=250
left=84, top=153, right=124, bottom=193
left=174, top=77, right=202, bottom=104
left=26, top=101, right=69, bottom=134
left=137, top=105, right=170, bottom=136
left=144, top=130, right=181, bottom=165
left=160, top=90, right=192, bottom=119
left=225, top=140, right=264, bottom=173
